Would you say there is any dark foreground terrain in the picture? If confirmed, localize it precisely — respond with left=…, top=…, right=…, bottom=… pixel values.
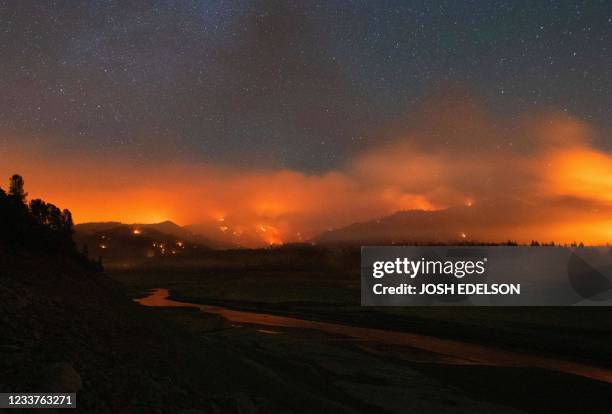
left=1, top=251, right=381, bottom=413
left=110, top=248, right=612, bottom=413
left=3, top=247, right=612, bottom=413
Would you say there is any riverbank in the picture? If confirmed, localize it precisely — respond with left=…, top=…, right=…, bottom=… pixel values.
left=108, top=253, right=612, bottom=412
left=139, top=288, right=612, bottom=384
left=134, top=288, right=612, bottom=413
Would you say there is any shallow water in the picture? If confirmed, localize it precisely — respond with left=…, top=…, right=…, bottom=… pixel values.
left=136, top=288, right=612, bottom=384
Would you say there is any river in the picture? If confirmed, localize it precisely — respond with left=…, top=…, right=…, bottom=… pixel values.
left=136, top=288, right=612, bottom=384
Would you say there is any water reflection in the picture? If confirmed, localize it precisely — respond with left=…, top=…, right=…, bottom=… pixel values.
left=136, top=288, right=612, bottom=384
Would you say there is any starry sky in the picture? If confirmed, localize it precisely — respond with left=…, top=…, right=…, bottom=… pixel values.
left=1, top=0, right=610, bottom=169
left=1, top=1, right=612, bottom=245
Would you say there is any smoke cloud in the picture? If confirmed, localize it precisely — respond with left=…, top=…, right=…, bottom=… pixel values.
left=2, top=97, right=612, bottom=246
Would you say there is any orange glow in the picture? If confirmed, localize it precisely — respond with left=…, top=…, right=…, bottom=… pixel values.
left=255, top=224, right=283, bottom=245
left=253, top=200, right=292, bottom=216
left=545, top=149, right=612, bottom=202
left=2, top=102, right=612, bottom=246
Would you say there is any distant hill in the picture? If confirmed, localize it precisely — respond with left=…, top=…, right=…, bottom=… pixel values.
left=72, top=221, right=123, bottom=235
left=76, top=220, right=193, bottom=239
left=141, top=220, right=190, bottom=239
left=185, top=222, right=256, bottom=249
left=313, top=204, right=519, bottom=245
left=74, top=221, right=211, bottom=263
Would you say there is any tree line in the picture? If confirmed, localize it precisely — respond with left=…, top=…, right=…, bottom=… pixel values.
left=0, top=174, right=101, bottom=270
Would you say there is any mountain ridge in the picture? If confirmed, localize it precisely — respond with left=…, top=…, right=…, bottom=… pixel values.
left=312, top=204, right=517, bottom=245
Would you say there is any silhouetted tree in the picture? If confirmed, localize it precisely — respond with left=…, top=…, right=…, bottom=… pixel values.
left=47, top=204, right=63, bottom=231
left=0, top=174, right=101, bottom=271
left=62, top=209, right=74, bottom=233
left=29, top=199, right=49, bottom=224
left=8, top=174, right=27, bottom=202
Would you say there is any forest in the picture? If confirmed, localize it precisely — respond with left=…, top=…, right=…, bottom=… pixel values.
left=0, top=174, right=100, bottom=270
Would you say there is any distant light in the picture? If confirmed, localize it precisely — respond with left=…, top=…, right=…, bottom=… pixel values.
left=99, top=244, right=107, bottom=249
left=461, top=232, right=467, bottom=239
left=176, top=241, right=184, bottom=247
left=133, top=229, right=141, bottom=235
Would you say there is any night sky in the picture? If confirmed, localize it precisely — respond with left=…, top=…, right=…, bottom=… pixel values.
left=2, top=0, right=610, bottom=171
left=1, top=1, right=612, bottom=245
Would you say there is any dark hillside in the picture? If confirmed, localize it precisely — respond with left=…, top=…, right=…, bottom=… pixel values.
left=0, top=174, right=99, bottom=270
left=0, top=251, right=191, bottom=411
